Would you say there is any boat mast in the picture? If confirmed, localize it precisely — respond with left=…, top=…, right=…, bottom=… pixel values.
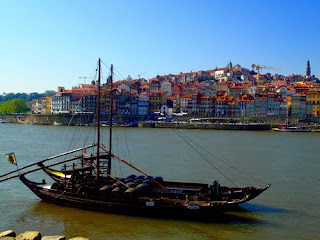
left=107, top=64, right=113, bottom=175
left=96, top=58, right=101, bottom=181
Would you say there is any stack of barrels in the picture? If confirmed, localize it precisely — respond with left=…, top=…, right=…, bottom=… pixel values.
left=99, top=175, right=164, bottom=199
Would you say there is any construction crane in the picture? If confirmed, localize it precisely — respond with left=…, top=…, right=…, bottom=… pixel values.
left=79, top=77, right=96, bottom=84
left=137, top=72, right=147, bottom=80
left=251, top=64, right=282, bottom=84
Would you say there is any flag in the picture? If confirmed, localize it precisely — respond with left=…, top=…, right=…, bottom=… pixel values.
left=83, top=149, right=87, bottom=154
left=6, top=152, right=17, bottom=165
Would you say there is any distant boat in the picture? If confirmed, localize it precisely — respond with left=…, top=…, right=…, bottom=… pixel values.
left=123, top=121, right=139, bottom=127
left=274, top=125, right=311, bottom=132
left=0, top=119, right=6, bottom=123
left=53, top=122, right=62, bottom=126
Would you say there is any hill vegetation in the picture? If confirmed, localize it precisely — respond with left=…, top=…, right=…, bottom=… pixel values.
left=0, top=90, right=56, bottom=102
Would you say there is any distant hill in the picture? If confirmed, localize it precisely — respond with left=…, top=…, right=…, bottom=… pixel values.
left=0, top=90, right=56, bottom=103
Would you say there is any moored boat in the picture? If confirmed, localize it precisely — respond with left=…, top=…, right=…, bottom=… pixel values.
left=275, top=125, right=311, bottom=132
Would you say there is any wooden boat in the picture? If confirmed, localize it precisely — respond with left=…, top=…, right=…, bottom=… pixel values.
left=1, top=59, right=270, bottom=218
left=19, top=174, right=269, bottom=217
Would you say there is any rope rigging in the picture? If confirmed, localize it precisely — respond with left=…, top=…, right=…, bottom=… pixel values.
left=172, top=128, right=238, bottom=187
left=173, top=128, right=267, bottom=186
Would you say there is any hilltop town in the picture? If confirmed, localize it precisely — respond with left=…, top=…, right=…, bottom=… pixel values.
left=32, top=61, right=320, bottom=123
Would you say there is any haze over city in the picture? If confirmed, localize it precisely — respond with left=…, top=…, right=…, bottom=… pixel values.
left=1, top=0, right=319, bottom=93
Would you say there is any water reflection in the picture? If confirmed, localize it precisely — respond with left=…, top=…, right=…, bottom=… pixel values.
left=238, top=203, right=289, bottom=214
left=23, top=201, right=266, bottom=240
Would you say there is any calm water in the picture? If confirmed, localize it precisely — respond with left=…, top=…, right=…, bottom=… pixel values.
left=0, top=123, right=319, bottom=239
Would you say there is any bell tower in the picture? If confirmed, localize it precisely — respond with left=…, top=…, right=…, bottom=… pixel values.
left=306, top=60, right=311, bottom=77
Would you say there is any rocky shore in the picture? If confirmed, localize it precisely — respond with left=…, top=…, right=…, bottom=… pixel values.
left=0, top=230, right=88, bottom=240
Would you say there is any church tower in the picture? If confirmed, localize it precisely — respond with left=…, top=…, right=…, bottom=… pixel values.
left=306, top=60, right=311, bottom=76
left=226, top=61, right=233, bottom=72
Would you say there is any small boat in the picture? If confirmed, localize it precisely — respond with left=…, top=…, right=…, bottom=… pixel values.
left=276, top=125, right=311, bottom=132
left=0, top=119, right=6, bottom=123
left=123, top=121, right=139, bottom=127
left=0, top=59, right=270, bottom=219
left=53, top=121, right=62, bottom=126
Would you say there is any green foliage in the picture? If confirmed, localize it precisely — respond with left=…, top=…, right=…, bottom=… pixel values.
left=0, top=98, right=30, bottom=113
left=0, top=91, right=56, bottom=102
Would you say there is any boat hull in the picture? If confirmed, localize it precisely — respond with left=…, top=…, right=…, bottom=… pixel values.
left=20, top=175, right=269, bottom=219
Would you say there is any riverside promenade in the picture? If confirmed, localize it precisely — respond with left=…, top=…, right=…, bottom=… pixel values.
left=1, top=114, right=272, bottom=130
left=139, top=121, right=271, bottom=130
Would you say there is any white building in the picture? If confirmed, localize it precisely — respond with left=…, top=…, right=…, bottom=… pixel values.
left=160, top=81, right=172, bottom=96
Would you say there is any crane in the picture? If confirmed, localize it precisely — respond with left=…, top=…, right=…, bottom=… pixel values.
left=251, top=64, right=282, bottom=84
left=79, top=77, right=96, bottom=84
left=137, top=72, right=147, bottom=80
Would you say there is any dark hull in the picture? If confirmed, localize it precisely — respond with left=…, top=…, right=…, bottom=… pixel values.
left=20, top=175, right=269, bottom=219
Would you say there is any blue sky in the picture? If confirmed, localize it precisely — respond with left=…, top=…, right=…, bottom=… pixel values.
left=0, top=0, right=319, bottom=93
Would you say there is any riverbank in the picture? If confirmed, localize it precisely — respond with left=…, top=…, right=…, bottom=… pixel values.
left=4, top=114, right=320, bottom=131
left=139, top=121, right=272, bottom=130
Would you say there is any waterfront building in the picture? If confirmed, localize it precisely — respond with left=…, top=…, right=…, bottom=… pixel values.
left=137, top=92, right=149, bottom=116
left=290, top=94, right=306, bottom=119
left=234, top=99, right=247, bottom=117
left=199, top=96, right=215, bottom=117
left=81, top=93, right=96, bottom=114
left=130, top=95, right=138, bottom=116
left=180, top=94, right=192, bottom=113
left=149, top=91, right=167, bottom=113
left=306, top=91, right=320, bottom=118
left=70, top=98, right=82, bottom=114
left=233, top=99, right=242, bottom=117
left=118, top=92, right=131, bottom=116
left=33, top=97, right=51, bottom=115
left=246, top=100, right=255, bottom=117
left=254, top=95, right=268, bottom=117
left=279, top=100, right=289, bottom=118
left=51, top=93, right=71, bottom=114
left=32, top=99, right=41, bottom=114
left=240, top=94, right=255, bottom=118
left=214, top=96, right=232, bottom=117
left=267, top=93, right=281, bottom=117
left=187, top=92, right=201, bottom=116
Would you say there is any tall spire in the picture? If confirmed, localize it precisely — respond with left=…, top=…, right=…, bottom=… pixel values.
left=306, top=59, right=311, bottom=76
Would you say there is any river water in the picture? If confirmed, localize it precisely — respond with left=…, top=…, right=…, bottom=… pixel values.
left=0, top=123, right=319, bottom=239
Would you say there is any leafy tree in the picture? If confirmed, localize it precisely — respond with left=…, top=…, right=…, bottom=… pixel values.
left=44, top=90, right=56, bottom=97
left=0, top=98, right=29, bottom=113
